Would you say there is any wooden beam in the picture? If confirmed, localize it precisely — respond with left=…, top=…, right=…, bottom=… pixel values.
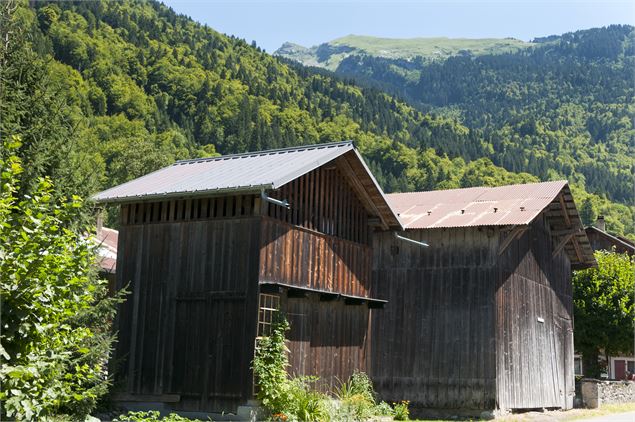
left=572, top=235, right=584, bottom=263
left=498, top=226, right=528, bottom=255
left=558, top=193, right=572, bottom=227
left=336, top=155, right=388, bottom=230
left=552, top=233, right=574, bottom=257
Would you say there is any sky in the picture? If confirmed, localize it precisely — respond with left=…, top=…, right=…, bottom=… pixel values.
left=160, top=0, right=635, bottom=53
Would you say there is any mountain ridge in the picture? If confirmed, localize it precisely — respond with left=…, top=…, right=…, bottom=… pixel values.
left=275, top=34, right=534, bottom=70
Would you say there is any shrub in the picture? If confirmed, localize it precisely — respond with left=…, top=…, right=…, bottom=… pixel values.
left=113, top=411, right=201, bottom=422
left=0, top=137, right=124, bottom=420
left=252, top=315, right=291, bottom=416
left=333, top=371, right=379, bottom=421
left=286, top=377, right=330, bottom=422
left=374, top=401, right=394, bottom=416
left=252, top=317, right=330, bottom=421
left=392, top=400, right=410, bottom=421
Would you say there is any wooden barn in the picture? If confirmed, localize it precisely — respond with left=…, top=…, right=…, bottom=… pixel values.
left=93, top=141, right=402, bottom=413
left=585, top=216, right=635, bottom=255
left=371, top=181, right=596, bottom=415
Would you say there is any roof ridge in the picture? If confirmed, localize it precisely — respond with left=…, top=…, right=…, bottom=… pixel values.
left=387, top=179, right=568, bottom=196
left=174, top=141, right=354, bottom=165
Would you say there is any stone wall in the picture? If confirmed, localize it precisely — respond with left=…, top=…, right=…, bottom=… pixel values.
left=580, top=379, right=635, bottom=408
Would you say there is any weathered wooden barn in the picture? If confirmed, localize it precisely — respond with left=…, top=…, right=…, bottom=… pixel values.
left=93, top=141, right=402, bottom=413
left=585, top=217, right=635, bottom=255
left=371, top=181, right=596, bottom=415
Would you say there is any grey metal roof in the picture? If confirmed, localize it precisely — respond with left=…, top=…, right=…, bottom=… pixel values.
left=93, top=142, right=356, bottom=203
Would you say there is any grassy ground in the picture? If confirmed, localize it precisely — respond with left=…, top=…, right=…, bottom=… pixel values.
left=329, top=35, right=532, bottom=60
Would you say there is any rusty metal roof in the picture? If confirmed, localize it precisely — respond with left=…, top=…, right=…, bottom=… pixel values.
left=93, top=142, right=356, bottom=203
left=388, top=180, right=596, bottom=268
left=95, top=227, right=118, bottom=274
left=388, top=180, right=568, bottom=229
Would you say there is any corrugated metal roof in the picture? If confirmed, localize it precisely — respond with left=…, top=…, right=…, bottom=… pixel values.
left=389, top=180, right=596, bottom=268
left=95, top=227, right=118, bottom=273
left=93, top=142, right=355, bottom=203
left=388, top=180, right=568, bottom=229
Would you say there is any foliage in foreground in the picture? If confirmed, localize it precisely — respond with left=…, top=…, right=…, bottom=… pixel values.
left=573, top=250, right=635, bottom=378
left=252, top=316, right=408, bottom=421
left=0, top=137, right=123, bottom=420
left=113, top=410, right=201, bottom=422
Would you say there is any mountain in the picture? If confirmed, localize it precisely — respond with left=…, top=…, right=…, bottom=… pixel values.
left=4, top=1, right=633, bottom=238
left=275, top=35, right=533, bottom=70
left=278, top=27, right=635, bottom=210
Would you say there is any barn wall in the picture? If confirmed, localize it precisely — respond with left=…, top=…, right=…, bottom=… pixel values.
left=280, top=293, right=370, bottom=389
left=259, top=217, right=373, bottom=297
left=258, top=216, right=374, bottom=389
left=586, top=228, right=634, bottom=255
left=265, top=161, right=370, bottom=245
left=114, top=215, right=261, bottom=413
left=257, top=162, right=378, bottom=390
left=371, top=227, right=500, bottom=411
left=496, top=214, right=573, bottom=410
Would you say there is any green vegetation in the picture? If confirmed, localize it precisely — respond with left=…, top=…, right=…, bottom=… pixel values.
left=252, top=317, right=409, bottom=421
left=0, top=137, right=122, bottom=421
left=113, top=411, right=201, bottom=422
left=573, top=251, right=635, bottom=378
left=392, top=401, right=410, bottom=421
left=8, top=1, right=634, bottom=240
left=276, top=35, right=532, bottom=70
left=16, top=0, right=621, bottom=231
left=1, top=4, right=123, bottom=419
left=283, top=26, right=635, bottom=239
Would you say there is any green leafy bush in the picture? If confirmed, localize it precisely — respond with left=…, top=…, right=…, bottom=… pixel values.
left=374, top=401, right=394, bottom=417
left=333, top=371, right=378, bottom=420
left=286, top=377, right=330, bottom=422
left=252, top=315, right=292, bottom=416
left=252, top=316, right=410, bottom=421
left=392, top=400, right=410, bottom=421
left=252, top=317, right=330, bottom=421
left=573, top=250, right=635, bottom=378
left=113, top=410, right=201, bottom=422
left=0, top=137, right=124, bottom=420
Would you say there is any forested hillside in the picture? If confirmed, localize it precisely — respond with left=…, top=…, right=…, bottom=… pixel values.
left=4, top=0, right=633, bottom=238
left=280, top=27, right=635, bottom=210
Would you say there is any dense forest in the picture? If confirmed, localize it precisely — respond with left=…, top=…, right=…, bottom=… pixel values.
left=5, top=0, right=634, bottom=238
left=281, top=27, right=635, bottom=208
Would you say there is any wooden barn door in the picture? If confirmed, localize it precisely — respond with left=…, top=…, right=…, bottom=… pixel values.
left=172, top=291, right=251, bottom=410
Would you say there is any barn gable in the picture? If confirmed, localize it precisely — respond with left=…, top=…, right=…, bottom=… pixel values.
left=388, top=180, right=595, bottom=269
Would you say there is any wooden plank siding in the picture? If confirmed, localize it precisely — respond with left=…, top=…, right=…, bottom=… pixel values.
left=255, top=161, right=377, bottom=392
left=371, top=227, right=499, bottom=412
left=113, top=216, right=261, bottom=413
left=113, top=159, right=380, bottom=413
left=281, top=293, right=370, bottom=390
left=371, top=212, right=574, bottom=413
left=264, top=162, right=371, bottom=245
left=496, top=214, right=574, bottom=410
left=259, top=217, right=373, bottom=297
